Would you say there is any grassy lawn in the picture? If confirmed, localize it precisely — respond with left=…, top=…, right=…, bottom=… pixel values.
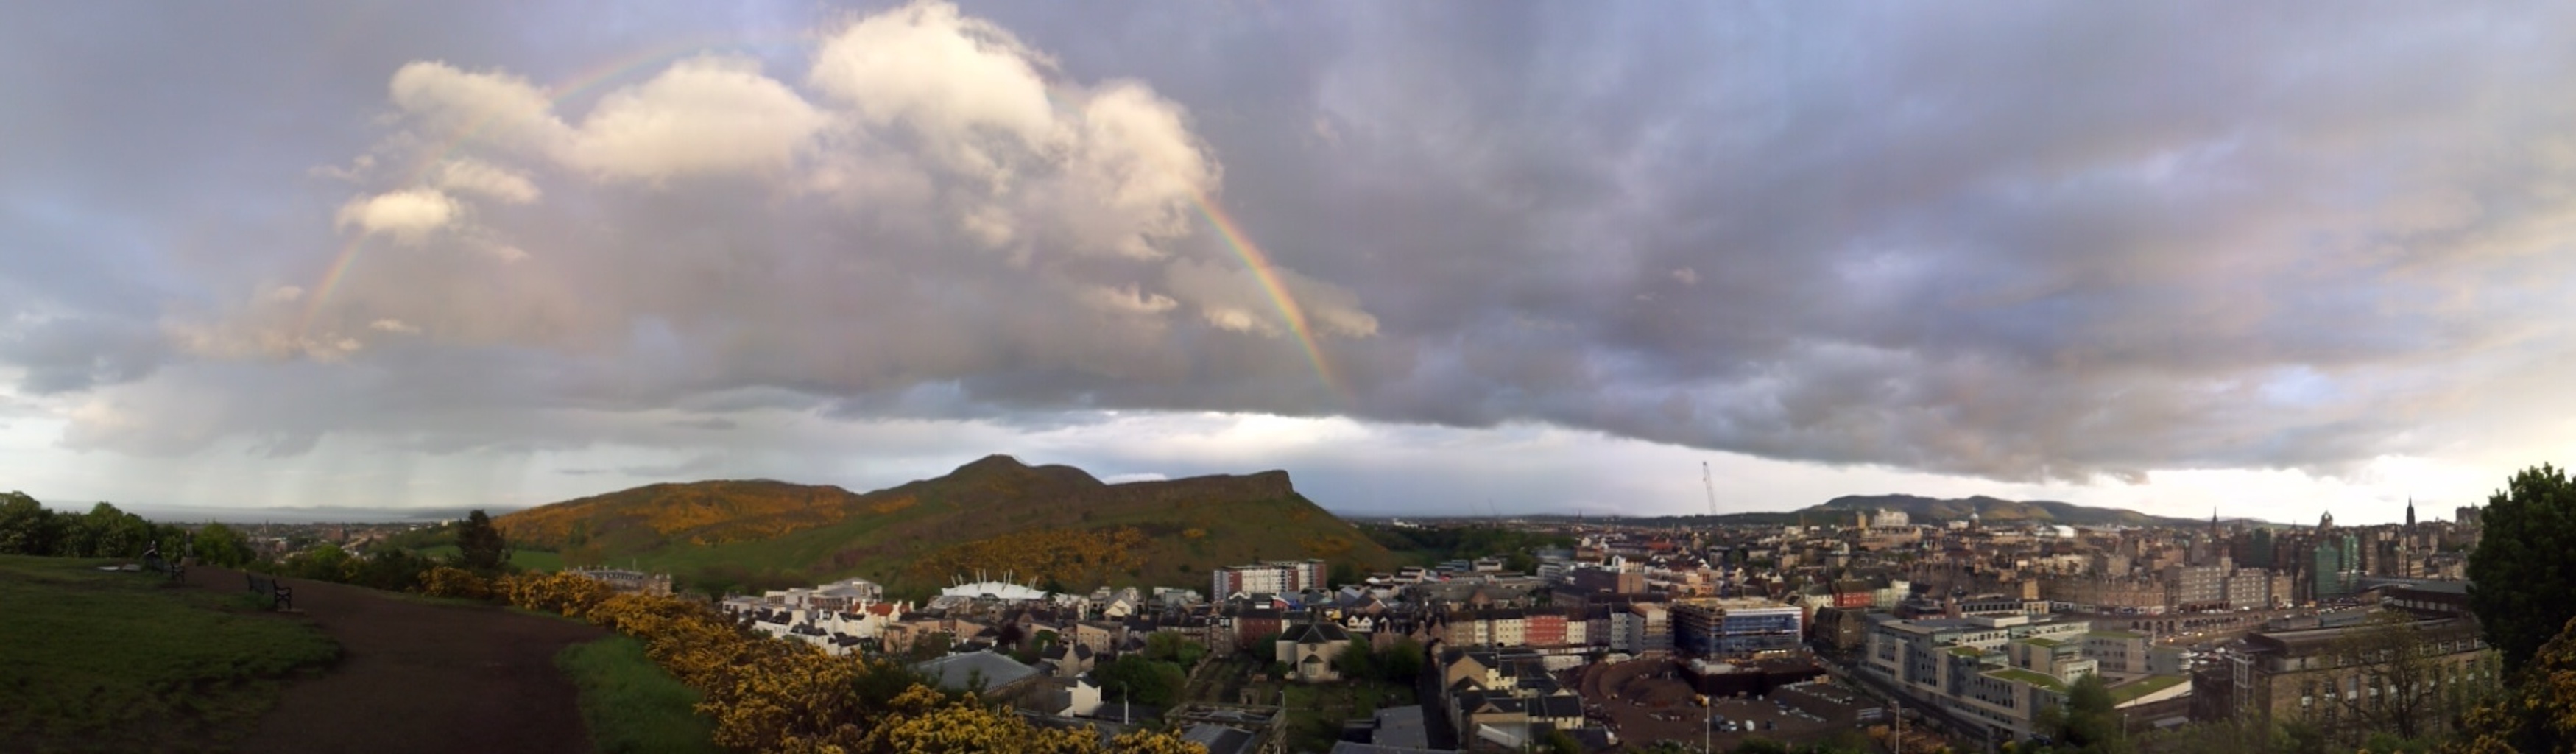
left=555, top=635, right=721, bottom=754
left=0, top=554, right=340, bottom=753
left=412, top=546, right=565, bottom=572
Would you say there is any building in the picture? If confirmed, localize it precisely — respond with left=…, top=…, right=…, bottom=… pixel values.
left=2224, top=615, right=2497, bottom=731
left=1609, top=602, right=1670, bottom=653
left=1213, top=560, right=1327, bottom=601
left=1277, top=622, right=1355, bottom=683
left=1862, top=613, right=2103, bottom=741
left=2312, top=534, right=2360, bottom=602
left=1670, top=597, right=1804, bottom=658
left=2165, top=564, right=2228, bottom=611
left=569, top=566, right=673, bottom=596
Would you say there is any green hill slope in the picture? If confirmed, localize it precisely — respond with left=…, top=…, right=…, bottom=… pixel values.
left=495, top=455, right=1396, bottom=596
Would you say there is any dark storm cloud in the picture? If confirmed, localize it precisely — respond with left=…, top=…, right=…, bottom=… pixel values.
left=12, top=1, right=2576, bottom=487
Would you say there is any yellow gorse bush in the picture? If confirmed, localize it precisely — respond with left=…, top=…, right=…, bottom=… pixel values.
left=417, top=566, right=492, bottom=600
left=485, top=570, right=1204, bottom=753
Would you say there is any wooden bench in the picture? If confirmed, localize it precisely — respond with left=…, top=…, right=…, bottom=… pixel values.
left=246, top=573, right=295, bottom=612
left=142, top=553, right=184, bottom=582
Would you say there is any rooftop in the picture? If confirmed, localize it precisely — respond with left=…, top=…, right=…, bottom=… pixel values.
left=2110, top=675, right=2187, bottom=704
left=1985, top=668, right=2067, bottom=691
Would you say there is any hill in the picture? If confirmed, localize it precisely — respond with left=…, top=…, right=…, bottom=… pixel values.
left=494, top=456, right=1397, bottom=596
left=1655, top=494, right=2215, bottom=529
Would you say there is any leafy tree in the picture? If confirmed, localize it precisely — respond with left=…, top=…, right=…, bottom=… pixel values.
left=1336, top=640, right=1376, bottom=680
left=1381, top=636, right=1426, bottom=683
left=906, top=632, right=954, bottom=663
left=1729, top=739, right=1793, bottom=754
left=2444, top=616, right=2576, bottom=753
left=455, top=509, right=509, bottom=574
left=343, top=549, right=437, bottom=591
left=2466, top=464, right=2576, bottom=669
left=0, top=492, right=65, bottom=555
left=1543, top=728, right=1582, bottom=754
left=2323, top=610, right=2449, bottom=741
left=1144, top=630, right=1206, bottom=668
left=66, top=502, right=154, bottom=558
left=2034, top=672, right=2128, bottom=754
left=1096, top=655, right=1185, bottom=707
left=191, top=522, right=257, bottom=567
left=2134, top=716, right=2285, bottom=753
left=288, top=543, right=354, bottom=582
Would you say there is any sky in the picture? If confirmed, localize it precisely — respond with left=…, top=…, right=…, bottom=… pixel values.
left=6, top=1, right=2575, bottom=525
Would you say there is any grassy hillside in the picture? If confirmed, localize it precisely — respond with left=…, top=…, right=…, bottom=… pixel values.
left=0, top=556, right=340, bottom=752
left=495, top=456, right=1398, bottom=596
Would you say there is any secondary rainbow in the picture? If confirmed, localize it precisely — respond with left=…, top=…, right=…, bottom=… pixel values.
left=1188, top=191, right=1342, bottom=396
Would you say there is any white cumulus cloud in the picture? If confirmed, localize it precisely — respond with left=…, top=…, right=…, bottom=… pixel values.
left=334, top=188, right=459, bottom=242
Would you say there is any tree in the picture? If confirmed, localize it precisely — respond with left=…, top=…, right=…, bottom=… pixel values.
left=0, top=492, right=64, bottom=555
left=1336, top=641, right=1376, bottom=681
left=1144, top=630, right=1206, bottom=668
left=289, top=543, right=354, bottom=582
left=906, top=632, right=955, bottom=663
left=455, top=509, right=508, bottom=574
left=2466, top=464, right=2576, bottom=669
left=2444, top=616, right=2576, bottom=753
left=1096, top=655, right=1185, bottom=707
left=1381, top=636, right=1426, bottom=683
left=192, top=522, right=256, bottom=567
left=67, top=502, right=152, bottom=559
left=2035, top=672, right=2128, bottom=754
left=2323, top=610, right=2447, bottom=741
left=1543, top=728, right=1582, bottom=754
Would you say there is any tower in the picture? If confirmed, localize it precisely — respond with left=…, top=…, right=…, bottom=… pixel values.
left=2405, top=497, right=2416, bottom=529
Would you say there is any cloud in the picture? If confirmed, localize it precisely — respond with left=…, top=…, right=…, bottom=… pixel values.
left=21, top=0, right=2576, bottom=510
left=433, top=159, right=540, bottom=203
left=387, top=61, right=571, bottom=158
left=0, top=317, right=168, bottom=394
left=808, top=0, right=1062, bottom=172
left=561, top=54, right=827, bottom=181
left=334, top=188, right=459, bottom=241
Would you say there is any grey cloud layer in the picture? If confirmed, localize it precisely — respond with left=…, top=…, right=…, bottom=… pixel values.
left=10, top=1, right=2576, bottom=485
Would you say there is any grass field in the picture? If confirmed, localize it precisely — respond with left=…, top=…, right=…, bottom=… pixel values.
left=412, top=545, right=565, bottom=572
left=0, top=555, right=340, bottom=753
left=554, top=635, right=721, bottom=754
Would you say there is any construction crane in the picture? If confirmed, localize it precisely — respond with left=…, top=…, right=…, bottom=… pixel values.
left=1701, top=461, right=1718, bottom=518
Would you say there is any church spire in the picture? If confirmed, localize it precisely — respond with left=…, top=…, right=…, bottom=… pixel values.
left=2406, top=497, right=2416, bottom=529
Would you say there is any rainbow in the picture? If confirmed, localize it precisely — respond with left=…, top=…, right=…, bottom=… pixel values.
left=1187, top=193, right=1342, bottom=396
left=306, top=38, right=1350, bottom=400
left=300, top=36, right=812, bottom=337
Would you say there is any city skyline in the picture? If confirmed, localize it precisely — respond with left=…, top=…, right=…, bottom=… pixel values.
left=7, top=3, right=2576, bottom=525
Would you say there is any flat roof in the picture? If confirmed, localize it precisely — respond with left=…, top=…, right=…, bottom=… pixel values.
left=1985, top=668, right=2066, bottom=691
left=2111, top=675, right=2187, bottom=703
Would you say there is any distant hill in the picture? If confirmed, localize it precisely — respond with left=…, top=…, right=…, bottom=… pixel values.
left=1650, top=494, right=2217, bottom=529
left=494, top=455, right=1397, bottom=596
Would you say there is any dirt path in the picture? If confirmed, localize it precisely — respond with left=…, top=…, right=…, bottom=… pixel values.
left=184, top=566, right=605, bottom=754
